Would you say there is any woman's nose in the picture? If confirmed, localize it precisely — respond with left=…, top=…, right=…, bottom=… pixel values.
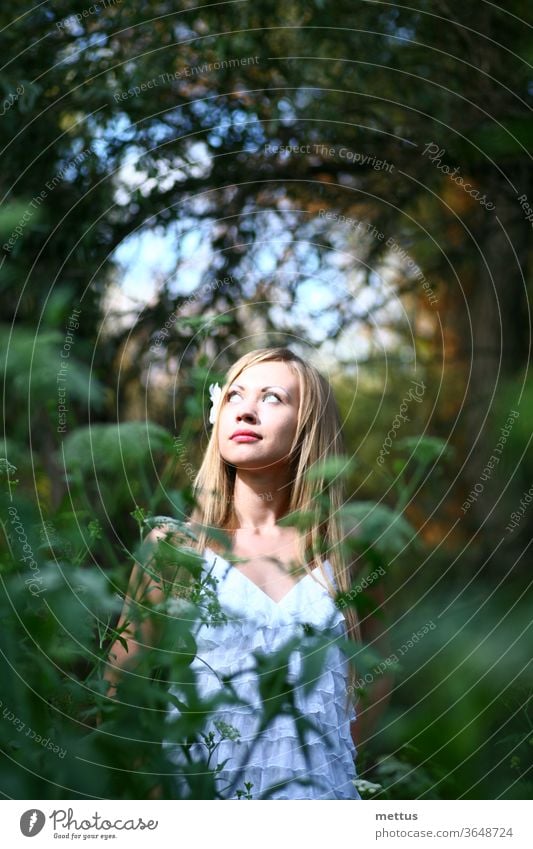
left=236, top=407, right=258, bottom=423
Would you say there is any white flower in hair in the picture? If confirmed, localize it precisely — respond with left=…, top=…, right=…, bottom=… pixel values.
left=208, top=382, right=222, bottom=424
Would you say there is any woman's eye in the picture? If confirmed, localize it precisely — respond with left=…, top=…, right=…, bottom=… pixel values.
left=226, top=390, right=280, bottom=403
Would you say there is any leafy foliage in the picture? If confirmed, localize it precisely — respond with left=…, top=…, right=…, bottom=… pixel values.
left=0, top=0, right=531, bottom=801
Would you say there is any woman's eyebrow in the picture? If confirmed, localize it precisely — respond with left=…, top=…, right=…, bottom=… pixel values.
left=230, top=383, right=292, bottom=399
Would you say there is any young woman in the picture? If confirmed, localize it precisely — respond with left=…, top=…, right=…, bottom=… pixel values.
left=104, top=347, right=390, bottom=799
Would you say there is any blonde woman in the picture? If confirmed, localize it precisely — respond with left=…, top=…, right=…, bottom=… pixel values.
left=105, top=346, right=390, bottom=799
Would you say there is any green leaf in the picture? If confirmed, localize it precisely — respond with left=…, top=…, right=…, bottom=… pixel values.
left=303, top=455, right=355, bottom=482
left=340, top=501, right=418, bottom=557
left=278, top=509, right=318, bottom=531
left=0, top=325, right=105, bottom=408
left=299, top=634, right=330, bottom=695
left=61, top=422, right=173, bottom=475
left=395, top=436, right=451, bottom=466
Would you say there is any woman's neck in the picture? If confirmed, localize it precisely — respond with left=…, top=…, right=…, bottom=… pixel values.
left=231, top=469, right=291, bottom=531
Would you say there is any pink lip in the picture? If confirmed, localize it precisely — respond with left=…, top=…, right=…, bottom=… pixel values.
left=231, top=430, right=262, bottom=440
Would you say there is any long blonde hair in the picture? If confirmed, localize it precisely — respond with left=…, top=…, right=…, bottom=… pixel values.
left=188, top=347, right=361, bottom=712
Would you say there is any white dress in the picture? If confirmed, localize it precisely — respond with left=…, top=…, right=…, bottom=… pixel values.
left=163, top=546, right=361, bottom=800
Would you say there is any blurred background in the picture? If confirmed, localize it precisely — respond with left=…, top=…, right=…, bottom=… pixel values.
left=0, top=0, right=531, bottom=800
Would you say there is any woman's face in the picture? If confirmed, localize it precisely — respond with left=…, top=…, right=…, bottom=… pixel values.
left=217, top=360, right=301, bottom=472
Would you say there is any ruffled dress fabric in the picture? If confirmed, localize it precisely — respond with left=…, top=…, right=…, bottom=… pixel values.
left=163, top=547, right=361, bottom=800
